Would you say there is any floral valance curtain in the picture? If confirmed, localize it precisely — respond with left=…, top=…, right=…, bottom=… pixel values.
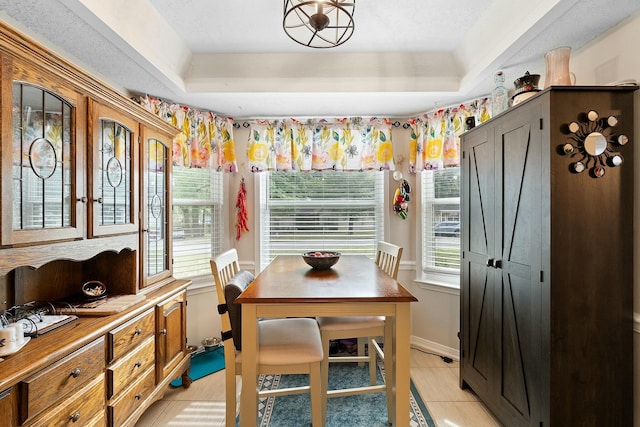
left=246, top=117, right=395, bottom=172
left=140, top=95, right=238, bottom=172
left=408, top=98, right=491, bottom=172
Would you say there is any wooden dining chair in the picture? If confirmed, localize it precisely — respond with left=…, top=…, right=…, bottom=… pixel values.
left=316, top=241, right=402, bottom=422
left=211, top=249, right=325, bottom=427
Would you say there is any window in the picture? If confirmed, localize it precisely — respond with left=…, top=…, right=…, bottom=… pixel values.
left=258, top=171, right=385, bottom=271
left=420, top=167, right=461, bottom=286
left=172, top=167, right=224, bottom=278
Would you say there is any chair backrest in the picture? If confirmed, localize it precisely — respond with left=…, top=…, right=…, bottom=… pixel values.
left=375, top=241, right=403, bottom=280
left=223, top=270, right=254, bottom=350
left=211, top=249, right=241, bottom=294
left=210, top=249, right=241, bottom=349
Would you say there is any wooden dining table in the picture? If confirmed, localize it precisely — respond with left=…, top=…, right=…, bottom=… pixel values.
left=235, top=254, right=418, bottom=426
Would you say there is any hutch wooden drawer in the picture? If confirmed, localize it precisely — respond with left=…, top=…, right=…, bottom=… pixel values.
left=26, top=374, right=105, bottom=427
left=108, top=367, right=155, bottom=427
left=20, top=338, right=105, bottom=421
left=107, top=336, right=155, bottom=398
left=82, top=412, right=107, bottom=427
left=0, top=387, right=19, bottom=426
left=107, top=309, right=154, bottom=362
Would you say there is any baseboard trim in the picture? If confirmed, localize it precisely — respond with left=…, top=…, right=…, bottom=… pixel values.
left=411, top=335, right=460, bottom=361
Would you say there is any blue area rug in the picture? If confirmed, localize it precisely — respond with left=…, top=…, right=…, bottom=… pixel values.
left=238, top=361, right=435, bottom=427
left=170, top=346, right=225, bottom=387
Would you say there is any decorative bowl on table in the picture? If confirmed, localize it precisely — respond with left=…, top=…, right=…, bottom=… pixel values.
left=302, top=251, right=341, bottom=270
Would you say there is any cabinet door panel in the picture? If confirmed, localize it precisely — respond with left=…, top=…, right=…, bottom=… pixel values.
left=1, top=58, right=86, bottom=246
left=493, top=106, right=543, bottom=426
left=88, top=100, right=139, bottom=237
left=140, top=126, right=173, bottom=288
left=156, top=292, right=186, bottom=382
left=461, top=127, right=494, bottom=395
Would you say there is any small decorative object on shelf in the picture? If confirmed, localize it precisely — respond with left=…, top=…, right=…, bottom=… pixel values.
left=492, top=71, right=509, bottom=116
left=544, top=46, right=575, bottom=88
left=82, top=280, right=107, bottom=300
left=512, top=71, right=541, bottom=105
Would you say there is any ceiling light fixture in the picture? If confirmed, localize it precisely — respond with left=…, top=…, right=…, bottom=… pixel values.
left=283, top=1, right=356, bottom=49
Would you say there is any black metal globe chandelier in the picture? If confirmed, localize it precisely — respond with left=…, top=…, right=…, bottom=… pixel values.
left=283, top=1, right=356, bottom=48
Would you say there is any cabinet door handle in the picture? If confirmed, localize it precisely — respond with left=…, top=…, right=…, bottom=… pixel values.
left=160, top=328, right=167, bottom=335
left=134, top=327, right=142, bottom=336
left=135, top=360, right=142, bottom=368
left=70, top=368, right=81, bottom=378
left=76, top=196, right=88, bottom=203
left=92, top=197, right=104, bottom=204
left=135, top=393, right=143, bottom=400
left=70, top=412, right=81, bottom=423
left=486, top=258, right=494, bottom=267
left=493, top=259, right=502, bottom=269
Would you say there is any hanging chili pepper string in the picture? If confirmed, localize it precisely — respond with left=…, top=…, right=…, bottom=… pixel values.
left=235, top=177, right=249, bottom=240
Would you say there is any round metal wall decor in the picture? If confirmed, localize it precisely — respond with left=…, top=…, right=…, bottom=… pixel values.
left=560, top=110, right=629, bottom=178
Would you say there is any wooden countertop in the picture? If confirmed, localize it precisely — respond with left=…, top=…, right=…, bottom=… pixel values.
left=0, top=280, right=190, bottom=390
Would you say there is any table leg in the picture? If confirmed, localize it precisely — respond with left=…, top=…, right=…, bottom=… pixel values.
left=384, top=315, right=395, bottom=424
left=240, top=304, right=258, bottom=427
left=394, top=303, right=411, bottom=426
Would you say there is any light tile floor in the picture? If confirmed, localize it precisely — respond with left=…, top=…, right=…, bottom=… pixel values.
left=135, top=348, right=502, bottom=426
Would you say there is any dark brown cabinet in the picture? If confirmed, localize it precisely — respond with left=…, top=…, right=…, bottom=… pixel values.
left=460, top=86, right=635, bottom=426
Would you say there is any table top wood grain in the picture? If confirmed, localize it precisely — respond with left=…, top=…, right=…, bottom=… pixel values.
left=236, top=255, right=418, bottom=304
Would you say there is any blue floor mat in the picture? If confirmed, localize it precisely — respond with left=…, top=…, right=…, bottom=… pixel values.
left=171, top=346, right=225, bottom=387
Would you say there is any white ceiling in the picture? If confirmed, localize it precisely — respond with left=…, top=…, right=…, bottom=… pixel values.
left=1, top=0, right=639, bottom=119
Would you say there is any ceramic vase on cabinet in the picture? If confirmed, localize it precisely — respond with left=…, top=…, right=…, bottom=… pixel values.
left=544, top=46, right=575, bottom=88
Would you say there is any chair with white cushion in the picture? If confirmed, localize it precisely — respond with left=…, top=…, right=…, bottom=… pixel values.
left=316, top=241, right=402, bottom=422
left=211, top=249, right=325, bottom=427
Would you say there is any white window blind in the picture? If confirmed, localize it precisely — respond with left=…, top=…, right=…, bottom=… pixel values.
left=421, top=167, right=461, bottom=279
left=259, top=171, right=384, bottom=271
left=172, top=167, right=224, bottom=278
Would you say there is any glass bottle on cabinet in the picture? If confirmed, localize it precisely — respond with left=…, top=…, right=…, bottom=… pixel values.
left=2, top=78, right=86, bottom=246
left=87, top=100, right=139, bottom=237
left=140, top=126, right=173, bottom=288
left=491, top=71, right=509, bottom=116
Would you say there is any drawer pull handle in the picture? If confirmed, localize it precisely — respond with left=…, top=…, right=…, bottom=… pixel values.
left=70, top=412, right=81, bottom=423
left=135, top=361, right=142, bottom=368
left=134, top=328, right=142, bottom=336
left=135, top=393, right=143, bottom=400
left=160, top=328, right=167, bottom=335
left=70, top=368, right=82, bottom=378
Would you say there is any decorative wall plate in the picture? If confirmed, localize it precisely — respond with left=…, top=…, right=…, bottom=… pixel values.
left=560, top=110, right=629, bottom=178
